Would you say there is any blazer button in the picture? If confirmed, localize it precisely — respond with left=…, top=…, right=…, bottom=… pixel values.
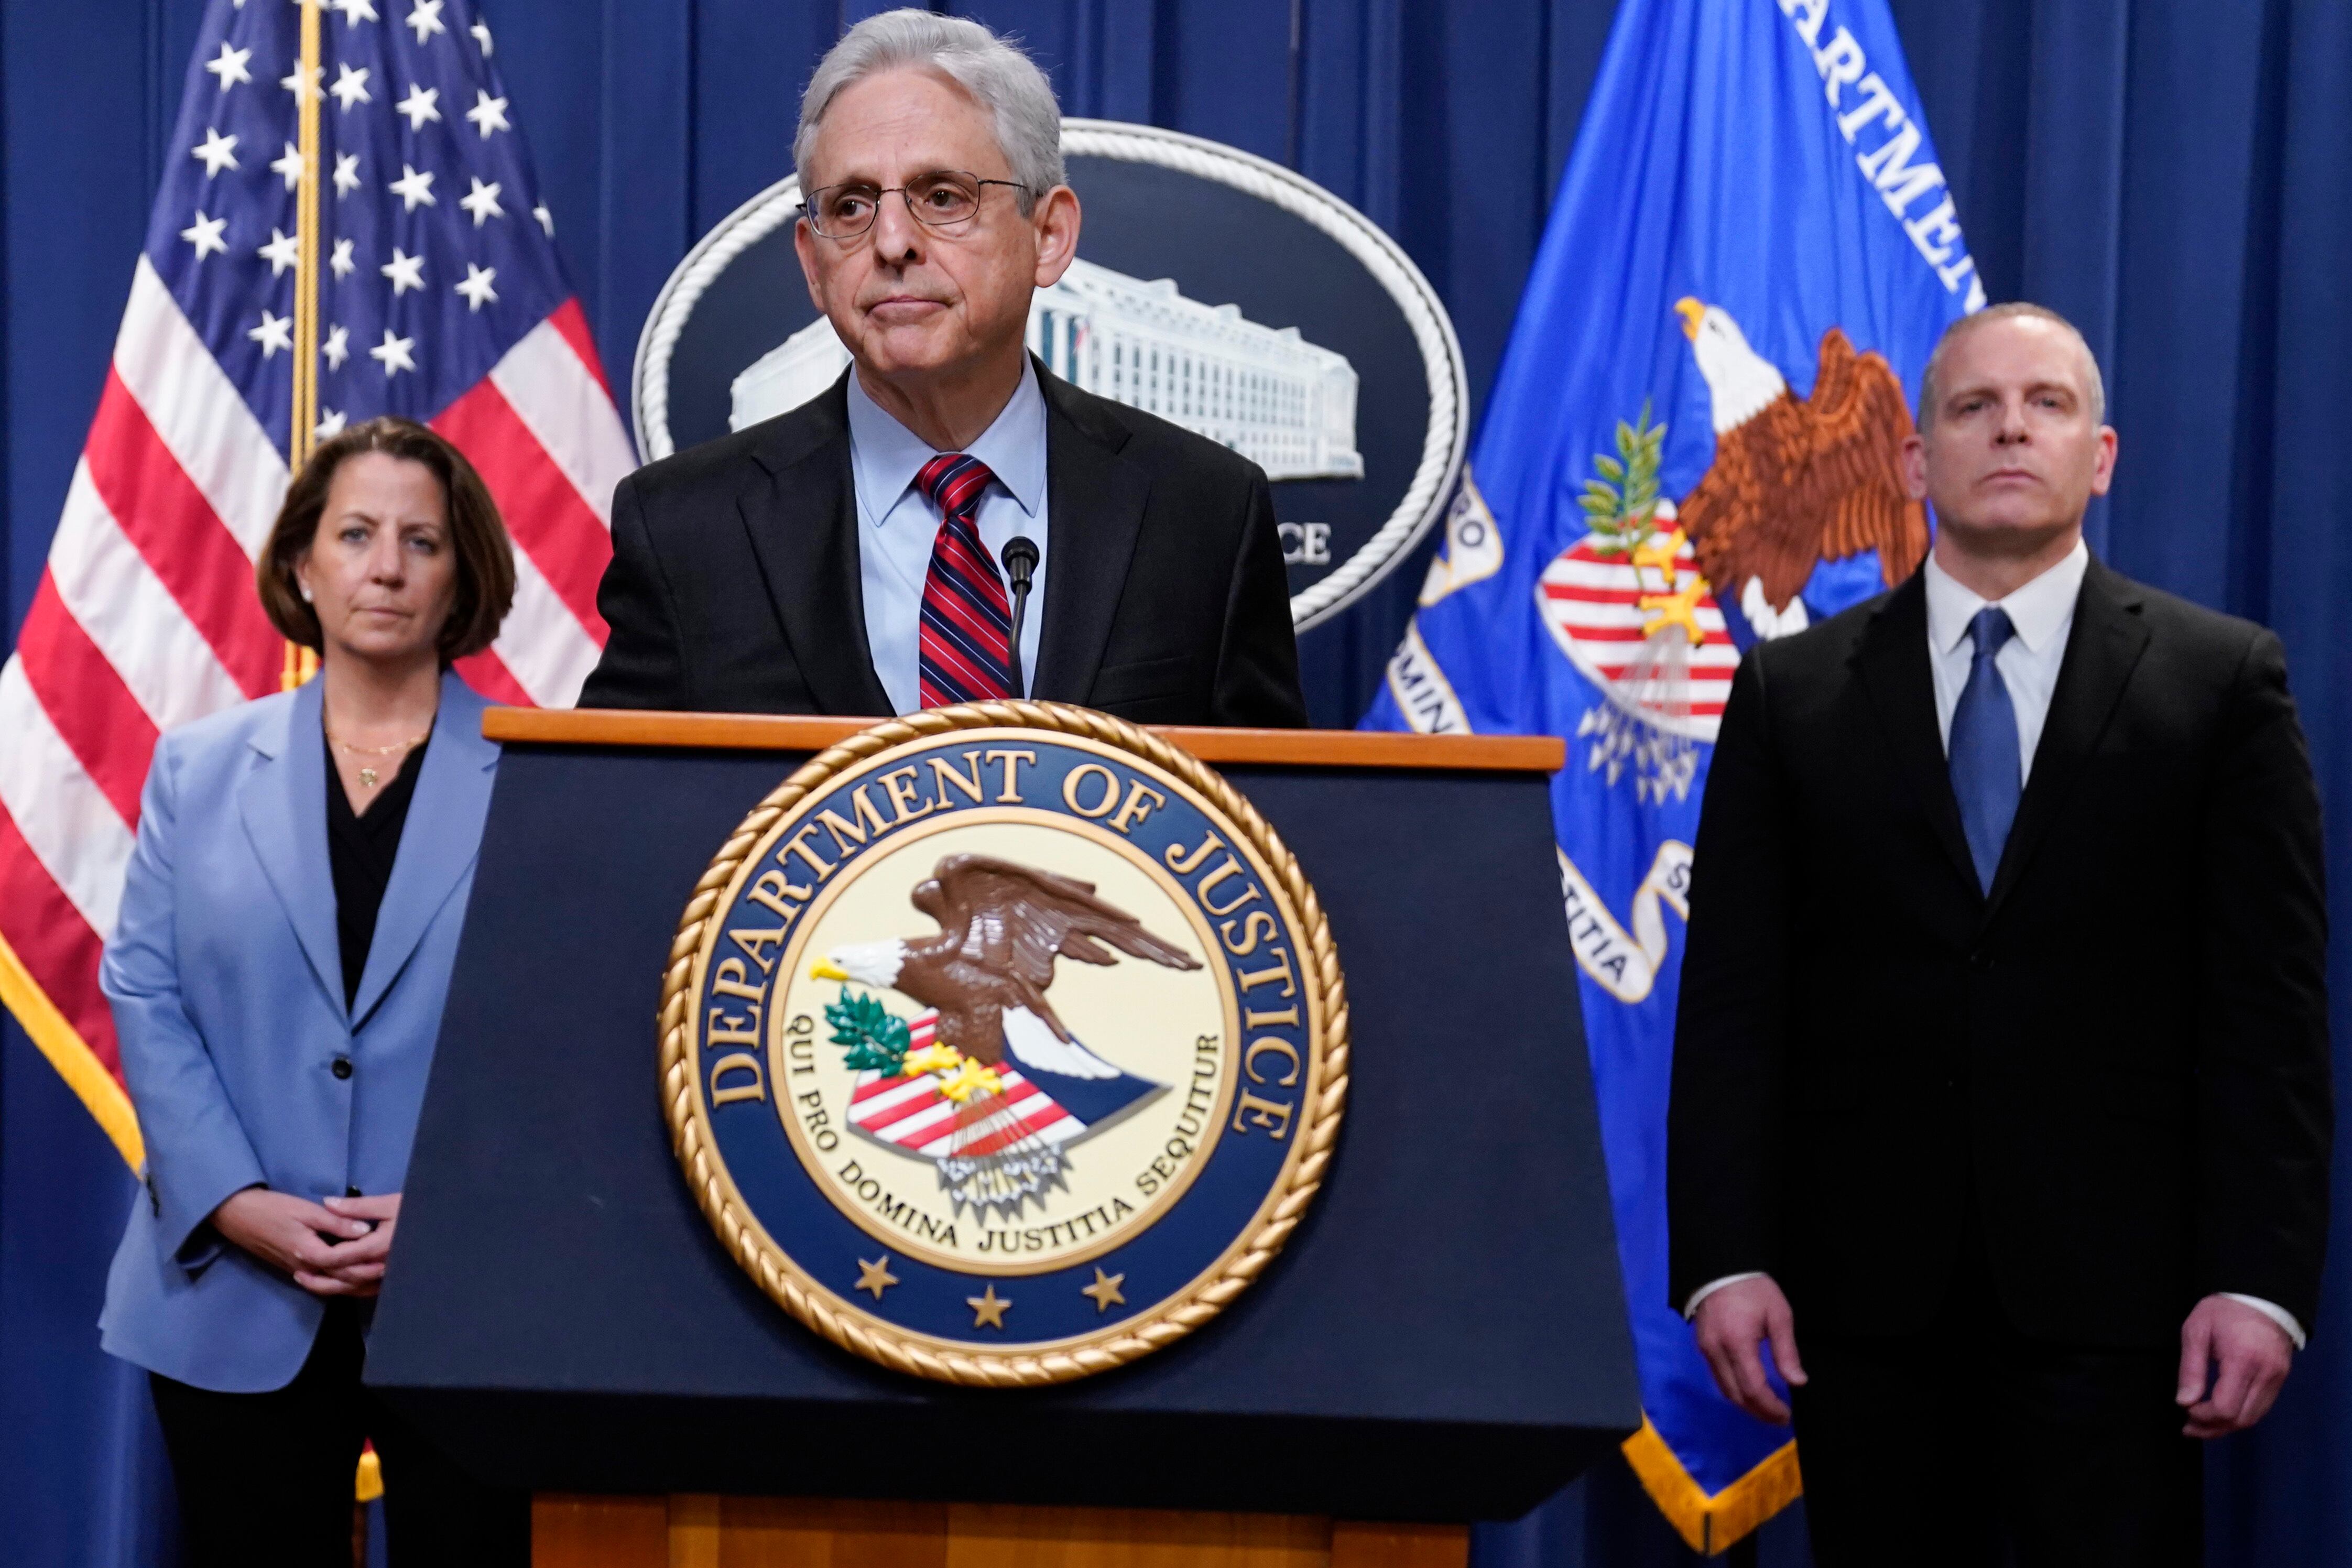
left=332, top=1056, right=354, bottom=1080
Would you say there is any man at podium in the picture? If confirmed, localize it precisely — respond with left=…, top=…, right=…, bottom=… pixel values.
left=581, top=10, right=1306, bottom=727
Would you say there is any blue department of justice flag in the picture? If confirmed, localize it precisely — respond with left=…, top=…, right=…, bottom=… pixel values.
left=1364, top=0, right=1975, bottom=1549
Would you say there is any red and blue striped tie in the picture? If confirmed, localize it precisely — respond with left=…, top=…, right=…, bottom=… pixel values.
left=914, top=453, right=1016, bottom=707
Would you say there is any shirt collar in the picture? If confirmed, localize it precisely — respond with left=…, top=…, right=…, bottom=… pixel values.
left=1923, top=537, right=2089, bottom=656
left=844, top=356, right=1048, bottom=530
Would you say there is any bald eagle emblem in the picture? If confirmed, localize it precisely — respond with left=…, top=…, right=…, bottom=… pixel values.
left=812, top=854, right=1198, bottom=1215
left=1539, top=303, right=1924, bottom=794
left=1672, top=297, right=1927, bottom=638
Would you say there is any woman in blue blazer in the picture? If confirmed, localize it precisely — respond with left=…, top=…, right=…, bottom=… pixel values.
left=100, top=417, right=527, bottom=1566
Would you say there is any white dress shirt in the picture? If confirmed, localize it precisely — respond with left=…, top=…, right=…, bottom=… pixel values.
left=1684, top=539, right=2305, bottom=1349
left=846, top=360, right=1050, bottom=715
left=1924, top=538, right=2087, bottom=779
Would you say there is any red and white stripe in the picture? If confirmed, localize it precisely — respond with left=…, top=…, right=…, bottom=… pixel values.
left=847, top=1011, right=1084, bottom=1158
left=0, top=257, right=631, bottom=1144
left=1537, top=528, right=1737, bottom=741
left=435, top=299, right=625, bottom=706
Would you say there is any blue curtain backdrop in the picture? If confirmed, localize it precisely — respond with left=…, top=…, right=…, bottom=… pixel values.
left=2, top=3, right=2347, bottom=1565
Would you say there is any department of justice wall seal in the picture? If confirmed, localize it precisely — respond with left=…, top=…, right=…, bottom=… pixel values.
left=636, top=120, right=1468, bottom=633
left=659, top=704, right=1347, bottom=1385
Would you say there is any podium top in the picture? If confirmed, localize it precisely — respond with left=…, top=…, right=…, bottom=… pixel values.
left=483, top=707, right=1564, bottom=773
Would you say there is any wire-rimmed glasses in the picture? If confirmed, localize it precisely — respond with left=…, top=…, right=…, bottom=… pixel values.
left=800, top=170, right=1031, bottom=239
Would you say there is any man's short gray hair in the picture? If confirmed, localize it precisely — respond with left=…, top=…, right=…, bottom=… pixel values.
left=793, top=9, right=1065, bottom=215
left=1919, top=302, right=2106, bottom=430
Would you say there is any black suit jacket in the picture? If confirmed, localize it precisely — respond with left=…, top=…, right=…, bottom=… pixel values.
left=1667, top=559, right=2331, bottom=1347
left=579, top=361, right=1308, bottom=726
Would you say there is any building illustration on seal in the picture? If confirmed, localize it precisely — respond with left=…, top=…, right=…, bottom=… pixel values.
left=729, top=256, right=1365, bottom=482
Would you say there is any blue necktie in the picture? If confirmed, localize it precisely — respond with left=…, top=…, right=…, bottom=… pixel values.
left=1949, top=607, right=2021, bottom=893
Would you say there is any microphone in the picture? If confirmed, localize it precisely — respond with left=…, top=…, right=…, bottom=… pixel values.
left=1000, top=537, right=1039, bottom=698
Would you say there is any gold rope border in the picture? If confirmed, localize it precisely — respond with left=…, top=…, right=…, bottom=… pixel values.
left=656, top=701, right=1350, bottom=1386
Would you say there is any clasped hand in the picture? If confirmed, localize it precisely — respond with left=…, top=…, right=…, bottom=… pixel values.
left=211, top=1188, right=402, bottom=1298
left=1692, top=1276, right=2294, bottom=1438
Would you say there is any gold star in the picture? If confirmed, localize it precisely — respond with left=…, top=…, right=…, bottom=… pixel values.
left=967, top=1283, right=1010, bottom=1330
left=1081, top=1268, right=1126, bottom=1313
left=854, top=1255, right=898, bottom=1301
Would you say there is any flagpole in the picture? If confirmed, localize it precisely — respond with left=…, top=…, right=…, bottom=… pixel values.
left=292, top=0, right=321, bottom=463
left=283, top=0, right=323, bottom=692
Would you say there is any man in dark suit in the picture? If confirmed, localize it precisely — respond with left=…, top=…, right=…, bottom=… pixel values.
left=1668, top=303, right=2329, bottom=1565
left=581, top=12, right=1304, bottom=727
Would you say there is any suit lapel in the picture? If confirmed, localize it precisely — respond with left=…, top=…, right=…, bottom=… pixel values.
left=1031, top=365, right=1150, bottom=704
left=1856, top=574, right=1980, bottom=896
left=238, top=677, right=345, bottom=1021
left=739, top=377, right=894, bottom=716
left=351, top=672, right=499, bottom=1026
left=1981, top=559, right=2150, bottom=921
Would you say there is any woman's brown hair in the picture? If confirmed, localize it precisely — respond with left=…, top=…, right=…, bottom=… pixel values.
left=255, top=416, right=516, bottom=661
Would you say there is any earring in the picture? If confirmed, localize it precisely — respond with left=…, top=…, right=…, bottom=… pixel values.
left=299, top=583, right=313, bottom=603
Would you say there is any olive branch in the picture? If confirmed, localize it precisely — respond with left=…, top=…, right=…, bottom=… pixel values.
left=825, top=988, right=911, bottom=1074
left=1578, top=401, right=1668, bottom=557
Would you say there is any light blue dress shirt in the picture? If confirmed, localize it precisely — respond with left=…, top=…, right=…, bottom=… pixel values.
left=846, top=360, right=1050, bottom=714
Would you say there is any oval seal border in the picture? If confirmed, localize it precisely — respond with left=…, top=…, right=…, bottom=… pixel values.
left=658, top=702, right=1351, bottom=1386
left=630, top=119, right=1471, bottom=633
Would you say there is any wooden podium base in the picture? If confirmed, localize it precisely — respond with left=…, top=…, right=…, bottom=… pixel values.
left=532, top=1496, right=1471, bottom=1568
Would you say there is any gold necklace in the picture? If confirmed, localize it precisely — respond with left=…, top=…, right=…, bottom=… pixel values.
left=328, top=726, right=430, bottom=790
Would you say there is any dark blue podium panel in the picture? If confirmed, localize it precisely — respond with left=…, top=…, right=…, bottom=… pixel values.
left=367, top=742, right=1638, bottom=1522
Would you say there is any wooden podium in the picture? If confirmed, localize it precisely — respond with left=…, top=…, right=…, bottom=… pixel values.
left=365, top=712, right=1639, bottom=1567
left=535, top=1494, right=1476, bottom=1568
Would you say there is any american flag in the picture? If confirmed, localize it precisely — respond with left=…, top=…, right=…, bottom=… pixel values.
left=0, top=0, right=631, bottom=1164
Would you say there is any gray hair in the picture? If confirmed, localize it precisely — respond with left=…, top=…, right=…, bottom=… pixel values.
left=1919, top=302, right=2106, bottom=430
left=793, top=10, right=1065, bottom=215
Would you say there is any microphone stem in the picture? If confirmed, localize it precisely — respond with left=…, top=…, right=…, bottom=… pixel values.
left=998, top=537, right=1039, bottom=700
left=1007, top=575, right=1032, bottom=698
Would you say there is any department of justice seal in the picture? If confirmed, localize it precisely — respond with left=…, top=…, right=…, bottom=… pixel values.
left=635, top=121, right=1468, bottom=634
left=660, top=704, right=1346, bottom=1385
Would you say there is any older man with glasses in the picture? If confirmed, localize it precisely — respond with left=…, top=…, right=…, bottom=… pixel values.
left=583, top=9, right=1308, bottom=728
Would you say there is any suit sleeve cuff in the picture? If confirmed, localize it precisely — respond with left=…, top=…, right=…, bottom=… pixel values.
left=153, top=1159, right=267, bottom=1276
left=2219, top=1293, right=2306, bottom=1351
left=172, top=1215, right=227, bottom=1274
left=1683, top=1272, right=1768, bottom=1321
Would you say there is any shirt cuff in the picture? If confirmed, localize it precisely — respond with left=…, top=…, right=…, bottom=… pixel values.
left=1683, top=1272, right=1768, bottom=1321
left=2219, top=1293, right=2306, bottom=1351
